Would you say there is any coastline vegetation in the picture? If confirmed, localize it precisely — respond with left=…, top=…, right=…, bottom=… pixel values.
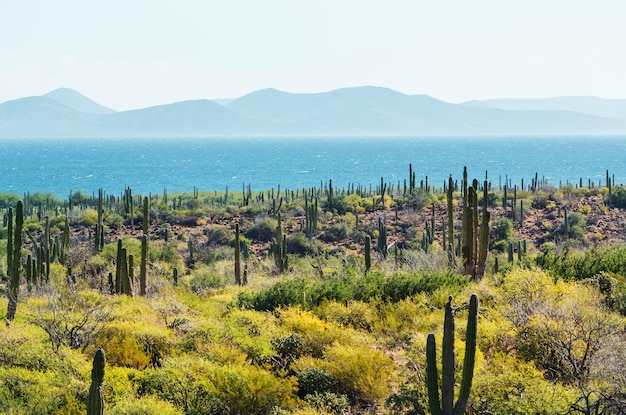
left=1, top=166, right=626, bottom=414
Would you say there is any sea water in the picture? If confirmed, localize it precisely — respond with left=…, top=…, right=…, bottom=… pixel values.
left=1, top=135, right=626, bottom=197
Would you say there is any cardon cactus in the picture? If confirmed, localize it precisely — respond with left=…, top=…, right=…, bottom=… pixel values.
left=7, top=201, right=23, bottom=321
left=426, top=294, right=478, bottom=415
left=87, top=348, right=105, bottom=415
left=234, top=223, right=241, bottom=286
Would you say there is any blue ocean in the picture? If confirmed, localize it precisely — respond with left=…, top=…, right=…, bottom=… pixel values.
left=2, top=136, right=626, bottom=197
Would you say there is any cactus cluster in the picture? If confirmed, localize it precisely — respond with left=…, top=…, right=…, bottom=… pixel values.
left=459, top=167, right=490, bottom=280
left=304, top=197, right=318, bottom=238
left=112, top=238, right=133, bottom=296
left=271, top=213, right=288, bottom=273
left=426, top=294, right=478, bottom=415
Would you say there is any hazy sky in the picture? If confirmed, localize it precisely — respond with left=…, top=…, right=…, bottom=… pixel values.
left=2, top=0, right=626, bottom=110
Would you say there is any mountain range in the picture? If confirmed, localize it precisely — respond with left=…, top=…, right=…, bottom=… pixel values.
left=1, top=87, right=626, bottom=137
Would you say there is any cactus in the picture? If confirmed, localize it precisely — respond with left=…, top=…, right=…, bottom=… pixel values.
left=377, top=217, right=388, bottom=259
left=271, top=214, right=288, bottom=273
left=7, top=201, right=23, bottom=321
left=107, top=272, right=114, bottom=294
left=305, top=197, right=319, bottom=238
left=242, top=242, right=250, bottom=285
left=140, top=235, right=148, bottom=296
left=503, top=185, right=507, bottom=210
left=426, top=294, right=478, bottom=415
left=59, top=216, right=71, bottom=264
left=127, top=254, right=134, bottom=295
left=6, top=207, right=12, bottom=278
left=328, top=179, right=333, bottom=212
left=476, top=180, right=490, bottom=279
left=140, top=197, right=150, bottom=296
left=446, top=175, right=455, bottom=263
left=173, top=267, right=178, bottom=286
left=26, top=253, right=32, bottom=292
left=115, top=239, right=123, bottom=293
left=377, top=177, right=387, bottom=210
left=120, top=248, right=131, bottom=295
left=431, top=202, right=436, bottom=244
left=234, top=223, right=241, bottom=286
left=94, top=188, right=103, bottom=252
left=142, top=196, right=149, bottom=236
left=459, top=172, right=490, bottom=280
left=364, top=235, right=372, bottom=272
left=87, top=348, right=105, bottom=415
left=460, top=175, right=474, bottom=276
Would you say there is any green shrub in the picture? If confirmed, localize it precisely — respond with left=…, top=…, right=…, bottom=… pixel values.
left=190, top=266, right=227, bottom=291
left=606, top=186, right=626, bottom=208
left=296, top=367, right=336, bottom=398
left=304, top=391, right=350, bottom=415
left=205, top=225, right=231, bottom=247
left=108, top=395, right=184, bottom=415
left=492, top=218, right=513, bottom=241
left=246, top=216, right=277, bottom=242
left=79, top=208, right=99, bottom=226
left=238, top=269, right=467, bottom=311
left=319, top=223, right=348, bottom=243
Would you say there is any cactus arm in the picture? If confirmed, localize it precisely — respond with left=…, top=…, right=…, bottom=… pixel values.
left=454, top=294, right=478, bottom=415
left=426, top=333, right=442, bottom=415
left=441, top=296, right=456, bottom=414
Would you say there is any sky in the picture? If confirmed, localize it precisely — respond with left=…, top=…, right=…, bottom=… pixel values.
left=1, top=0, right=626, bottom=111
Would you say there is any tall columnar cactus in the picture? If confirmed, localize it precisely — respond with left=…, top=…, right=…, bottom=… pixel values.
left=26, top=253, right=32, bottom=292
left=328, top=179, right=333, bottom=212
left=127, top=254, right=134, bottom=295
left=459, top=172, right=490, bottom=280
left=6, top=207, right=12, bottom=278
left=364, top=235, right=372, bottom=272
left=120, top=248, right=131, bottom=295
left=431, top=203, right=436, bottom=244
left=140, top=196, right=149, bottom=296
left=378, top=177, right=387, bottom=210
left=142, top=196, right=149, bottom=236
left=446, top=176, right=454, bottom=262
left=305, top=198, right=319, bottom=238
left=461, top=182, right=474, bottom=276
left=94, top=188, right=103, bottom=252
left=234, top=223, right=242, bottom=286
left=140, top=235, right=148, bottom=296
left=87, top=348, right=105, bottom=415
left=476, top=180, right=491, bottom=279
left=271, top=213, right=288, bottom=273
left=563, top=206, right=569, bottom=238
left=7, top=201, right=23, bottom=321
left=59, top=216, right=71, bottom=264
left=377, top=217, right=388, bottom=259
left=115, top=239, right=123, bottom=294
left=426, top=294, right=478, bottom=415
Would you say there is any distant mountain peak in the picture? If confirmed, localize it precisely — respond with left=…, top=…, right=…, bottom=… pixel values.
left=2, top=86, right=626, bottom=137
left=43, top=88, right=116, bottom=114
